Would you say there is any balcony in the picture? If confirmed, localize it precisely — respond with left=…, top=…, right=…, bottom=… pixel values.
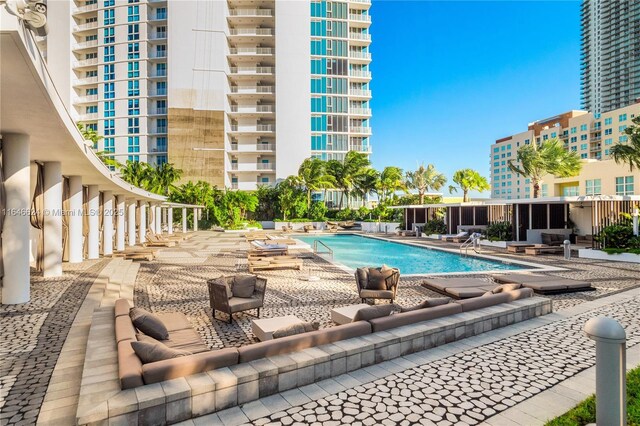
left=77, top=113, right=98, bottom=121
left=228, top=8, right=273, bottom=17
left=73, top=76, right=98, bottom=86
left=73, top=95, right=99, bottom=104
left=149, top=51, right=167, bottom=59
left=257, top=162, right=275, bottom=170
left=351, top=126, right=372, bottom=135
left=349, top=51, right=371, bottom=60
left=230, top=182, right=239, bottom=189
left=229, top=28, right=274, bottom=36
left=150, top=70, right=167, bottom=78
left=229, top=105, right=274, bottom=113
left=229, top=66, right=274, bottom=75
left=149, top=146, right=168, bottom=153
left=150, top=31, right=167, bottom=40
left=151, top=12, right=167, bottom=21
left=229, top=47, right=274, bottom=55
left=349, top=0, right=371, bottom=5
left=349, top=70, right=371, bottom=79
left=73, top=58, right=99, bottom=68
left=151, top=127, right=168, bottom=134
left=149, top=89, right=167, bottom=97
left=229, top=86, right=274, bottom=94
left=349, top=14, right=371, bottom=23
left=72, top=3, right=98, bottom=15
left=350, top=107, right=371, bottom=116
left=229, top=124, right=275, bottom=132
left=72, top=39, right=98, bottom=51
left=73, top=22, right=98, bottom=32
left=349, top=32, right=371, bottom=42
left=351, top=145, right=372, bottom=153
left=149, top=108, right=167, bottom=115
left=229, top=143, right=276, bottom=152
left=350, top=88, right=372, bottom=97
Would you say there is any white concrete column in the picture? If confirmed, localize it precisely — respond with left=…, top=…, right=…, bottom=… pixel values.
left=87, top=185, right=100, bottom=259
left=68, top=176, right=83, bottom=263
left=116, top=195, right=125, bottom=251
left=2, top=134, right=31, bottom=304
left=168, top=207, right=173, bottom=234
left=128, top=202, right=136, bottom=246
left=43, top=162, right=63, bottom=277
left=182, top=207, right=187, bottom=233
left=156, top=205, right=162, bottom=234
left=139, top=201, right=146, bottom=243
left=193, top=208, right=198, bottom=231
left=102, top=191, right=113, bottom=256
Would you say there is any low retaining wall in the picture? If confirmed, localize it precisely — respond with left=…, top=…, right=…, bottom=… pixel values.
left=76, top=297, right=551, bottom=425
left=359, top=222, right=400, bottom=234
left=579, top=248, right=640, bottom=263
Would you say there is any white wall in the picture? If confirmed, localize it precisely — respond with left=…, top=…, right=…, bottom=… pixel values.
left=569, top=205, right=592, bottom=236
left=275, top=0, right=311, bottom=179
left=44, top=1, right=73, bottom=112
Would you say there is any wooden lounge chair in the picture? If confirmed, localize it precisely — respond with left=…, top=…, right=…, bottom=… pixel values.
left=113, top=246, right=157, bottom=261
left=422, top=277, right=504, bottom=299
left=265, top=235, right=298, bottom=245
left=303, top=225, right=322, bottom=234
left=326, top=224, right=339, bottom=233
left=281, top=225, right=293, bottom=232
left=245, top=232, right=270, bottom=242
left=506, top=243, right=536, bottom=253
left=338, top=221, right=359, bottom=230
left=492, top=273, right=593, bottom=294
left=249, top=241, right=289, bottom=257
left=524, top=245, right=563, bottom=255
left=248, top=257, right=303, bottom=273
left=442, top=231, right=468, bottom=242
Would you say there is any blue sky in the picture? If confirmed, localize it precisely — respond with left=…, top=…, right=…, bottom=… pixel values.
left=368, top=0, right=582, bottom=197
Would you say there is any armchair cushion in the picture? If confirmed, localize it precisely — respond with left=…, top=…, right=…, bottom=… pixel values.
left=131, top=339, right=191, bottom=364
left=359, top=289, right=395, bottom=300
left=366, top=265, right=396, bottom=290
left=228, top=297, right=262, bottom=313
left=233, top=275, right=256, bottom=298
left=353, top=304, right=395, bottom=322
left=129, top=307, right=169, bottom=340
left=272, top=321, right=320, bottom=339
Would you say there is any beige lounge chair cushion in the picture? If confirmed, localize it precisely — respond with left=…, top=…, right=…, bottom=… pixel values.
left=131, top=339, right=192, bottom=364
left=141, top=348, right=240, bottom=385
left=483, top=283, right=522, bottom=296
left=352, top=304, right=395, bottom=322
left=359, top=289, right=395, bottom=299
left=400, top=297, right=450, bottom=312
left=130, top=307, right=169, bottom=340
left=446, top=287, right=486, bottom=299
left=272, top=321, right=319, bottom=339
left=233, top=275, right=256, bottom=298
left=228, top=297, right=262, bottom=313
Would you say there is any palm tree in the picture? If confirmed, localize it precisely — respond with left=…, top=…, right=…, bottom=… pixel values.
left=352, top=168, right=380, bottom=207
left=119, top=160, right=152, bottom=189
left=297, top=158, right=336, bottom=209
left=326, top=151, right=370, bottom=208
left=610, top=116, right=640, bottom=171
left=405, top=164, right=447, bottom=204
left=148, top=162, right=183, bottom=196
left=448, top=168, right=490, bottom=202
left=77, top=123, right=122, bottom=169
left=378, top=166, right=406, bottom=202
left=508, top=138, right=582, bottom=198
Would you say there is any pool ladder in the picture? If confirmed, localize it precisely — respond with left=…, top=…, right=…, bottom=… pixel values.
left=460, top=233, right=482, bottom=256
left=313, top=240, right=333, bottom=259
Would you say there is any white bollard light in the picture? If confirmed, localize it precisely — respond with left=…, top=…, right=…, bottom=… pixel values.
left=563, top=239, right=571, bottom=260
left=584, top=317, right=627, bottom=426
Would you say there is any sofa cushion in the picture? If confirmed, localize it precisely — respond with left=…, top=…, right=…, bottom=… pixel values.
left=228, top=297, right=262, bottom=313
left=272, top=321, right=320, bottom=339
left=369, top=303, right=463, bottom=333
left=366, top=267, right=388, bottom=290
left=138, top=329, right=209, bottom=354
left=353, top=304, right=395, bottom=322
left=400, top=297, right=450, bottom=312
left=446, top=287, right=486, bottom=299
left=130, top=307, right=169, bottom=340
left=118, top=340, right=144, bottom=390
left=115, top=299, right=131, bottom=317
left=359, top=289, right=395, bottom=300
left=155, top=312, right=193, bottom=333
left=541, top=233, right=553, bottom=245
left=141, top=348, right=240, bottom=385
left=233, top=275, right=256, bottom=298
left=483, top=283, right=522, bottom=296
left=132, top=338, right=192, bottom=364
left=456, top=292, right=512, bottom=312
left=238, top=321, right=372, bottom=364
left=115, top=315, right=137, bottom=343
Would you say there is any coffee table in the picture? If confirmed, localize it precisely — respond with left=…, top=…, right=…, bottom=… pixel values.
left=251, top=315, right=304, bottom=341
left=330, top=303, right=371, bottom=325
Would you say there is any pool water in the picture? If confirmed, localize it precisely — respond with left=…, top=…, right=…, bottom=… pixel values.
left=295, top=234, right=523, bottom=275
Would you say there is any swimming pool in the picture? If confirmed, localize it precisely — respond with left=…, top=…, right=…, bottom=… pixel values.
left=295, top=234, right=524, bottom=275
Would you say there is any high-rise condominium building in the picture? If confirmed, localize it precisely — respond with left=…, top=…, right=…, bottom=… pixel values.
left=581, top=0, right=640, bottom=114
left=45, top=0, right=372, bottom=192
left=490, top=103, right=640, bottom=199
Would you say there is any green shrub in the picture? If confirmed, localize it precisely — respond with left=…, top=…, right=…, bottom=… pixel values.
left=595, top=221, right=635, bottom=249
left=486, top=221, right=513, bottom=242
left=336, top=208, right=356, bottom=221
left=308, top=202, right=328, bottom=221
left=356, top=206, right=370, bottom=221
left=424, top=219, right=447, bottom=235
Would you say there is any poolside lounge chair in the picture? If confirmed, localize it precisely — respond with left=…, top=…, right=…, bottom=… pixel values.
left=245, top=232, right=271, bottom=242
left=422, top=277, right=508, bottom=299
left=338, top=221, right=359, bottom=230
left=506, top=243, right=536, bottom=253
left=442, top=231, right=468, bottom=242
left=303, top=225, right=323, bottom=234
left=144, top=232, right=177, bottom=247
left=266, top=235, right=298, bottom=245
left=113, top=246, right=158, bottom=261
left=524, top=245, right=564, bottom=255
left=249, top=240, right=289, bottom=257
left=282, top=224, right=293, bottom=232
left=248, top=256, right=303, bottom=273
left=326, top=223, right=339, bottom=233
left=207, top=275, right=267, bottom=323
left=355, top=266, right=400, bottom=303
left=491, top=273, right=593, bottom=294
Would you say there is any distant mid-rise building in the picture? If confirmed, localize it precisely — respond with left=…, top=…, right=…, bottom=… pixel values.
left=581, top=0, right=640, bottom=114
left=45, top=0, right=372, bottom=192
left=490, top=103, right=640, bottom=199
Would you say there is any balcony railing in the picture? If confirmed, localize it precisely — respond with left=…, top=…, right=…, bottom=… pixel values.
left=231, top=182, right=239, bottom=189
left=73, top=3, right=98, bottom=14
left=351, top=145, right=372, bottom=153
left=229, top=66, right=274, bottom=74
left=151, top=32, right=167, bottom=40
left=350, top=107, right=371, bottom=115
left=229, top=8, right=273, bottom=16
left=77, top=113, right=99, bottom=121
left=149, top=89, right=167, bottom=96
left=229, top=143, right=276, bottom=151
left=229, top=47, right=274, bottom=55
left=229, top=124, right=275, bottom=132
left=150, top=70, right=167, bottom=77
left=73, top=22, right=99, bottom=32
left=349, top=70, right=371, bottom=78
left=349, top=32, right=371, bottom=41
left=350, top=89, right=371, bottom=97
left=257, top=163, right=275, bottom=170
left=229, top=28, right=274, bottom=36
left=351, top=126, right=372, bottom=134
left=152, top=12, right=167, bottom=20
left=349, top=14, right=371, bottom=22
left=73, top=76, right=98, bottom=86
left=73, top=58, right=99, bottom=67
left=151, top=127, right=168, bottom=134
left=350, top=0, right=372, bottom=4
left=229, top=86, right=274, bottom=94
left=150, top=51, right=167, bottom=59
left=349, top=51, right=371, bottom=60
left=73, top=40, right=98, bottom=50
left=149, top=108, right=167, bottom=115
left=73, top=95, right=99, bottom=104
left=229, top=105, right=274, bottom=113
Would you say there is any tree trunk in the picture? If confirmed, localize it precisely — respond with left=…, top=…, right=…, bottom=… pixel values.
left=307, top=189, right=311, bottom=210
left=463, top=190, right=469, bottom=203
left=419, top=191, right=425, bottom=205
left=533, top=179, right=540, bottom=198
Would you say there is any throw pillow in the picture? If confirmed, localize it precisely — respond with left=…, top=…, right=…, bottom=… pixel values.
left=129, top=307, right=169, bottom=340
left=367, top=267, right=387, bottom=290
left=352, top=304, right=395, bottom=322
left=400, top=297, right=450, bottom=313
left=272, top=321, right=320, bottom=339
left=233, top=275, right=257, bottom=298
left=131, top=340, right=191, bottom=364
left=355, top=268, right=369, bottom=290
left=380, top=265, right=398, bottom=290
left=483, top=283, right=522, bottom=297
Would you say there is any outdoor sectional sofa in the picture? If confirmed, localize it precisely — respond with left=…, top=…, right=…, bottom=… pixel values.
left=114, top=287, right=535, bottom=390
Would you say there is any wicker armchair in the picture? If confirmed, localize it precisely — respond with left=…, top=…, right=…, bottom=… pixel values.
left=354, top=267, right=400, bottom=303
left=207, top=275, right=267, bottom=324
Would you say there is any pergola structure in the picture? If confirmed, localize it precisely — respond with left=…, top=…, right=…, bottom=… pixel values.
left=0, top=14, right=204, bottom=305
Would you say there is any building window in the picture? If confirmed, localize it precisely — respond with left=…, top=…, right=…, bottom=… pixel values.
left=128, top=42, right=140, bottom=59
left=156, top=155, right=167, bottom=165
left=104, top=82, right=115, bottom=99
left=128, top=118, right=139, bottom=134
left=563, top=186, right=579, bottom=196
left=580, top=143, right=588, bottom=150
left=104, top=119, right=115, bottom=136
left=103, top=8, right=115, bottom=25
left=128, top=98, right=139, bottom=115
left=156, top=137, right=167, bottom=151
left=541, top=184, right=548, bottom=197
left=127, top=61, right=139, bottom=78
left=620, top=135, right=629, bottom=143
left=580, top=124, right=587, bottom=131
left=615, top=176, right=634, bottom=195
left=580, top=153, right=588, bottom=159
left=104, top=27, right=115, bottom=44
left=86, top=105, right=98, bottom=114
left=542, top=134, right=548, bottom=141
left=127, top=5, right=139, bottom=21
left=128, top=80, right=139, bottom=96
left=103, top=64, right=115, bottom=81
left=128, top=136, right=140, bottom=153
left=619, top=125, right=627, bottom=132
left=605, top=117, right=612, bottom=125
left=570, top=136, right=577, bottom=143
left=619, top=114, right=627, bottom=122
left=155, top=7, right=167, bottom=19
left=103, top=137, right=115, bottom=153
left=605, top=128, right=612, bottom=135
left=128, top=24, right=139, bottom=40
left=570, top=127, right=577, bottom=134
left=605, top=138, right=613, bottom=145
left=103, top=45, right=115, bottom=62
left=104, top=101, right=114, bottom=117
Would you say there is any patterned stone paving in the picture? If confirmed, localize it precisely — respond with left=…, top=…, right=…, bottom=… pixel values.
left=0, top=260, right=107, bottom=426
left=250, top=295, right=640, bottom=425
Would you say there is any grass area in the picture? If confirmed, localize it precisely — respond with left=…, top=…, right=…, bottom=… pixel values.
left=603, top=248, right=640, bottom=255
left=545, top=366, right=640, bottom=425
